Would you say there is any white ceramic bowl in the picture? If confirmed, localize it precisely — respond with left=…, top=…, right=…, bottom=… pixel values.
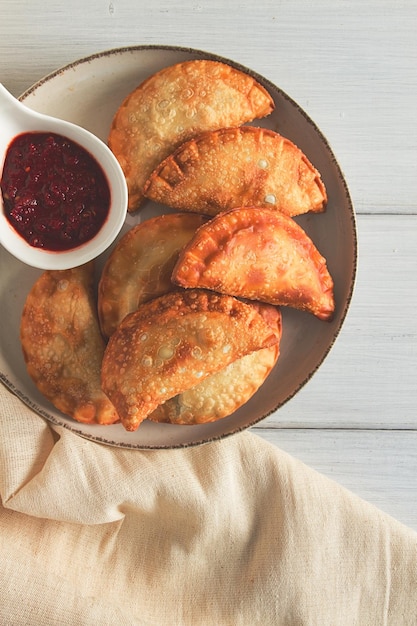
left=0, top=84, right=127, bottom=270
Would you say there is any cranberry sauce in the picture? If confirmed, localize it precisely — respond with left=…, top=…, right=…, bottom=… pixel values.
left=0, top=132, right=111, bottom=251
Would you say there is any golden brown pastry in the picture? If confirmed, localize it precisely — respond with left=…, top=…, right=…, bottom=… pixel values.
left=172, top=207, right=335, bottom=321
left=98, top=213, right=207, bottom=339
left=20, top=263, right=119, bottom=425
left=144, top=126, right=327, bottom=217
left=101, top=289, right=279, bottom=431
left=108, top=59, right=274, bottom=212
left=149, top=304, right=282, bottom=424
left=148, top=346, right=278, bottom=424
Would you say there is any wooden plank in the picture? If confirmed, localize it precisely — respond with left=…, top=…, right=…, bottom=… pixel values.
left=253, top=427, right=417, bottom=532
left=1, top=2, right=415, bottom=215
left=262, top=214, right=417, bottom=429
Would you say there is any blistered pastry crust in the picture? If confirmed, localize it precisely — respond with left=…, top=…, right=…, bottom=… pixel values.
left=20, top=263, right=119, bottom=425
left=98, top=213, right=207, bottom=338
left=101, top=289, right=279, bottom=431
left=149, top=304, right=282, bottom=424
left=108, top=60, right=274, bottom=211
left=173, top=207, right=335, bottom=321
left=144, top=126, right=327, bottom=217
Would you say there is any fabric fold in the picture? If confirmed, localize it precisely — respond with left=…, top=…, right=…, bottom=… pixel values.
left=1, top=384, right=417, bottom=625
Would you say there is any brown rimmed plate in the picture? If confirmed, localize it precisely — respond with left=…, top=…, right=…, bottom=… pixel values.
left=0, top=45, right=357, bottom=449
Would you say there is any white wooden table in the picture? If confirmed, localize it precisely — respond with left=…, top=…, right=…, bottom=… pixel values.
left=1, top=0, right=416, bottom=529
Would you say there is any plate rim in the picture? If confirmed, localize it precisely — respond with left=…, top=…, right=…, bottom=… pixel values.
left=1, top=44, right=357, bottom=449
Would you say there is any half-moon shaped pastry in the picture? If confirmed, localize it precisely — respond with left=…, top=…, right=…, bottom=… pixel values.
left=149, top=345, right=279, bottom=425
left=149, top=305, right=282, bottom=424
left=172, top=207, right=335, bottom=321
left=98, top=213, right=207, bottom=339
left=101, top=289, right=279, bottom=431
left=144, top=126, right=327, bottom=217
left=20, top=263, right=119, bottom=425
left=108, top=59, right=274, bottom=212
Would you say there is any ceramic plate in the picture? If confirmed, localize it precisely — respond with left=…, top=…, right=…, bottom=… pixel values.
left=0, top=45, right=357, bottom=449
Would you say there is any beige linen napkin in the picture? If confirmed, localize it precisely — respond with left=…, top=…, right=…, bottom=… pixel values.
left=1, top=385, right=417, bottom=625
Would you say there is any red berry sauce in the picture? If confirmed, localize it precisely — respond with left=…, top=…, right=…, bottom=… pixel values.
left=1, top=132, right=111, bottom=251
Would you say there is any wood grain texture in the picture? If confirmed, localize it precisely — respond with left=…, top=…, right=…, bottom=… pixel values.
left=0, top=0, right=416, bottom=530
left=255, top=428, right=417, bottom=531
left=1, top=1, right=416, bottom=215
left=259, top=214, right=417, bottom=429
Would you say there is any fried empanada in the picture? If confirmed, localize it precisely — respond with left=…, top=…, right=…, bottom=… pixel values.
left=101, top=289, right=279, bottom=431
left=172, top=207, right=335, bottom=321
left=149, top=305, right=281, bottom=424
left=98, top=213, right=207, bottom=339
left=108, top=60, right=274, bottom=212
left=20, top=263, right=119, bottom=425
left=149, top=346, right=279, bottom=425
left=144, top=126, right=327, bottom=217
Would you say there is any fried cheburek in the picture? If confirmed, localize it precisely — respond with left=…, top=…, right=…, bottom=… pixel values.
left=108, top=59, right=274, bottom=212
left=144, top=126, right=327, bottom=217
left=149, top=347, right=279, bottom=425
left=172, top=207, right=335, bottom=321
left=149, top=304, right=282, bottom=425
left=98, top=213, right=207, bottom=339
left=101, top=289, right=279, bottom=431
left=20, top=263, right=119, bottom=425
